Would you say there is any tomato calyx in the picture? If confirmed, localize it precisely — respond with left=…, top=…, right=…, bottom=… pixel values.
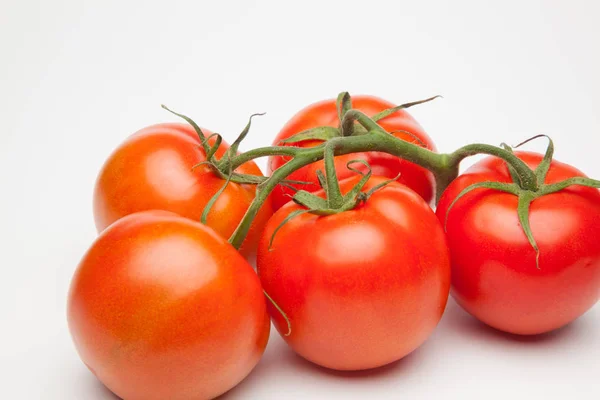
left=161, top=104, right=262, bottom=183
left=445, top=135, right=600, bottom=269
left=268, top=157, right=399, bottom=251
left=292, top=162, right=397, bottom=214
left=161, top=104, right=297, bottom=183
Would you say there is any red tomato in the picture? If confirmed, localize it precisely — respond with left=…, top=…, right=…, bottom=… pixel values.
left=436, top=151, right=600, bottom=335
left=257, top=177, right=450, bottom=371
left=93, top=123, right=272, bottom=258
left=68, top=211, right=270, bottom=400
left=268, top=96, right=437, bottom=211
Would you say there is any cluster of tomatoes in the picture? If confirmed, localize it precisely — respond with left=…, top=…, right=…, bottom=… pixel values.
left=67, top=95, right=600, bottom=400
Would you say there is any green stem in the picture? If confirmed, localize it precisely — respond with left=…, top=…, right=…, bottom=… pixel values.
left=323, top=142, right=344, bottom=208
left=448, top=144, right=539, bottom=191
left=343, top=109, right=452, bottom=177
left=433, top=154, right=460, bottom=203
left=343, top=109, right=381, bottom=131
left=223, top=145, right=305, bottom=171
left=229, top=155, right=315, bottom=249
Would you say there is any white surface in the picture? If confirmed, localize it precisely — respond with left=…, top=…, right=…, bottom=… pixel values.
left=1, top=0, right=599, bottom=399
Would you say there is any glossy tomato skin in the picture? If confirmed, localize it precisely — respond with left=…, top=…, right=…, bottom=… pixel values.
left=268, top=96, right=437, bottom=211
left=67, top=211, right=270, bottom=400
left=257, top=177, right=451, bottom=371
left=436, top=151, right=600, bottom=335
left=93, top=123, right=272, bottom=258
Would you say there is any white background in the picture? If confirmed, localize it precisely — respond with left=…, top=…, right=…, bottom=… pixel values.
left=2, top=0, right=599, bottom=398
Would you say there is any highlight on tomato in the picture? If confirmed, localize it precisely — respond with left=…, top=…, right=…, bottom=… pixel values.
left=93, top=121, right=272, bottom=259
left=67, top=211, right=270, bottom=400
left=267, top=94, right=438, bottom=211
left=257, top=175, right=451, bottom=371
left=437, top=150, right=600, bottom=335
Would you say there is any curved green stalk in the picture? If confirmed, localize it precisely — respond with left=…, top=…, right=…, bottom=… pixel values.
left=448, top=144, right=539, bottom=191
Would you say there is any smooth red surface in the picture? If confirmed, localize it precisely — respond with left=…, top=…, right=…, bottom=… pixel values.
left=267, top=95, right=437, bottom=210
left=93, top=123, right=272, bottom=258
left=257, top=177, right=451, bottom=371
left=67, top=211, right=270, bottom=400
left=436, top=151, right=600, bottom=335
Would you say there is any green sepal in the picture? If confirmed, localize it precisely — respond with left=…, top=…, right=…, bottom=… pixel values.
left=340, top=160, right=372, bottom=204
left=540, top=176, right=600, bottom=194
left=229, top=173, right=265, bottom=185
left=444, top=181, right=519, bottom=231
left=336, top=92, right=352, bottom=125
left=388, top=129, right=426, bottom=147
left=278, top=182, right=300, bottom=194
left=200, top=132, right=221, bottom=148
left=371, top=95, right=442, bottom=122
left=201, top=154, right=233, bottom=224
left=315, top=169, right=327, bottom=189
left=206, top=133, right=223, bottom=161
left=513, top=134, right=554, bottom=186
left=191, top=159, right=227, bottom=181
left=499, top=142, right=523, bottom=186
left=191, top=160, right=216, bottom=172
left=322, top=141, right=344, bottom=208
left=220, top=172, right=313, bottom=186
left=161, top=104, right=210, bottom=150
left=516, top=191, right=540, bottom=269
left=282, top=178, right=315, bottom=185
left=345, top=159, right=368, bottom=177
left=279, top=126, right=341, bottom=144
left=228, top=113, right=265, bottom=156
left=362, top=173, right=401, bottom=199
left=292, top=190, right=329, bottom=210
left=262, top=290, right=291, bottom=337
left=268, top=208, right=315, bottom=250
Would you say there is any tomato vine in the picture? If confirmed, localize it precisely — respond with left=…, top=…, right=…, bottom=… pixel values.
left=164, top=92, right=600, bottom=261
